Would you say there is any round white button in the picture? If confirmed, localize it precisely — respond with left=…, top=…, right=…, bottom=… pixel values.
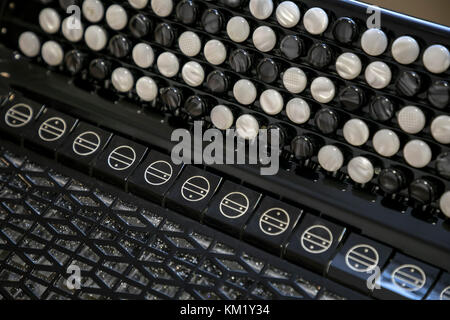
left=423, top=45, right=450, bottom=74
left=276, top=1, right=300, bottom=28
left=82, top=0, right=104, bottom=23
left=252, top=26, right=276, bottom=53
left=343, top=119, right=370, bottom=146
left=361, top=28, right=388, bottom=56
left=106, top=4, right=128, bottom=31
left=440, top=191, right=450, bottom=218
left=62, top=17, right=84, bottom=42
left=233, top=80, right=257, bottom=105
left=336, top=53, right=362, bottom=80
left=397, top=106, right=426, bottom=134
left=403, top=140, right=432, bottom=168
left=41, top=41, right=64, bottom=66
left=310, top=77, right=335, bottom=103
left=283, top=67, right=307, bottom=94
left=391, top=36, right=420, bottom=65
left=178, top=31, right=201, bottom=57
left=132, top=43, right=154, bottom=68
left=18, top=32, right=41, bottom=58
left=227, top=16, right=250, bottom=43
left=128, top=0, right=148, bottom=9
left=136, top=76, right=158, bottom=101
left=236, top=114, right=259, bottom=140
left=286, top=98, right=310, bottom=124
left=303, top=7, right=328, bottom=35
left=211, top=105, right=234, bottom=130
left=260, top=89, right=284, bottom=115
left=318, top=145, right=344, bottom=172
left=249, top=0, right=274, bottom=20
left=204, top=40, right=227, bottom=65
left=111, top=67, right=134, bottom=93
left=151, top=0, right=173, bottom=17
left=181, top=61, right=205, bottom=87
left=365, top=61, right=392, bottom=89
left=157, top=52, right=179, bottom=77
left=431, top=115, right=450, bottom=144
left=373, top=129, right=400, bottom=157
left=348, top=157, right=374, bottom=184
left=39, top=8, right=60, bottom=34
left=84, top=25, right=108, bottom=51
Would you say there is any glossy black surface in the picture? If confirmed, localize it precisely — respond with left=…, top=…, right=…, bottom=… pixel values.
left=378, top=168, right=406, bottom=194
left=160, top=87, right=182, bottom=114
left=176, top=0, right=198, bottom=25
left=314, top=108, right=339, bottom=134
left=108, top=34, right=130, bottom=58
left=206, top=70, right=228, bottom=94
left=64, top=50, right=85, bottom=75
left=89, top=58, right=110, bottom=80
left=257, top=58, right=279, bottom=83
left=280, top=35, right=304, bottom=60
left=339, top=86, right=365, bottom=111
left=428, top=80, right=449, bottom=109
left=436, top=152, right=450, bottom=179
left=291, top=135, right=317, bottom=159
left=229, top=49, right=251, bottom=73
left=202, top=9, right=223, bottom=34
left=129, top=13, right=151, bottom=38
left=154, top=23, right=175, bottom=47
left=308, top=43, right=332, bottom=69
left=332, top=17, right=358, bottom=44
left=396, top=71, right=421, bottom=97
left=183, top=95, right=206, bottom=119
left=409, top=179, right=437, bottom=205
left=369, top=96, right=395, bottom=122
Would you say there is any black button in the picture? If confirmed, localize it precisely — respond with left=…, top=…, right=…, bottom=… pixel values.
left=332, top=17, right=357, bottom=44
left=229, top=49, right=251, bottom=73
left=204, top=180, right=262, bottom=236
left=378, top=168, right=406, bottom=194
left=89, top=58, right=110, bottom=80
left=165, top=166, right=222, bottom=220
left=93, top=136, right=147, bottom=186
left=267, top=124, right=287, bottom=150
left=308, top=43, right=332, bottom=69
left=176, top=0, right=198, bottom=25
left=426, top=272, right=450, bottom=300
left=373, top=253, right=439, bottom=300
left=369, top=96, right=395, bottom=122
left=202, top=9, right=222, bottom=34
left=160, top=87, right=182, bottom=115
left=291, top=136, right=318, bottom=160
left=182, top=95, right=206, bottom=120
left=396, top=71, right=421, bottom=97
left=128, top=150, right=184, bottom=203
left=339, top=86, right=365, bottom=111
left=409, top=179, right=437, bottom=205
left=428, top=80, right=449, bottom=109
left=436, top=152, right=450, bottom=179
left=221, top=0, right=242, bottom=8
left=286, top=214, right=346, bottom=273
left=206, top=70, right=228, bottom=94
left=154, top=23, right=175, bottom=47
left=129, top=13, right=151, bottom=38
left=64, top=50, right=85, bottom=75
left=328, top=233, right=393, bottom=293
left=257, top=58, right=279, bottom=83
left=314, top=108, right=339, bottom=134
left=243, top=197, right=302, bottom=255
left=279, top=35, right=304, bottom=60
left=108, top=34, right=130, bottom=59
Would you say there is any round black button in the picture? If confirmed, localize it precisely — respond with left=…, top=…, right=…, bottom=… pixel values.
left=267, top=124, right=286, bottom=149
left=154, top=23, right=175, bottom=47
left=291, top=136, right=316, bottom=159
left=89, top=58, right=110, bottom=80
left=315, top=108, right=339, bottom=134
left=428, top=80, right=449, bottom=109
left=229, top=49, right=251, bottom=73
left=129, top=13, right=151, bottom=38
left=369, top=96, right=395, bottom=122
left=409, top=179, right=436, bottom=205
left=339, top=86, right=365, bottom=111
left=378, top=168, right=406, bottom=194
left=108, top=35, right=130, bottom=58
left=280, top=35, right=304, bottom=60
left=206, top=70, right=228, bottom=94
left=160, top=87, right=182, bottom=115
left=396, top=71, right=421, bottom=97
left=436, top=152, right=450, bottom=179
left=257, top=58, right=279, bottom=84
left=183, top=95, right=205, bottom=119
left=176, top=0, right=198, bottom=25
left=308, top=43, right=332, bottom=69
left=64, top=50, right=85, bottom=75
left=202, top=9, right=222, bottom=34
left=221, top=0, right=242, bottom=8
left=332, top=17, right=357, bottom=44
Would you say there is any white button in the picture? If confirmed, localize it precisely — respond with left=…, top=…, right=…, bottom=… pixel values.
left=440, top=191, right=450, bottom=218
left=151, top=0, right=173, bottom=17
left=361, top=28, right=388, bottom=56
left=373, top=129, right=400, bottom=157
left=423, top=45, right=450, bottom=74
left=111, top=67, right=134, bottom=93
left=249, top=0, right=273, bottom=20
left=283, top=67, right=307, bottom=94
left=18, top=32, right=41, bottom=58
left=365, top=61, right=392, bottom=89
left=204, top=40, right=227, bottom=65
left=286, top=98, right=310, bottom=124
left=211, top=105, right=234, bottom=130
left=431, top=115, right=450, bottom=144
left=343, top=119, right=369, bottom=146
left=157, top=52, right=179, bottom=78
left=106, top=4, right=128, bottom=31
left=227, top=16, right=250, bottom=43
left=233, top=80, right=257, bottom=105
left=181, top=61, right=205, bottom=87
left=84, top=25, right=108, bottom=51
left=391, top=36, right=420, bottom=65
left=132, top=43, right=154, bottom=68
left=62, top=17, right=84, bottom=42
left=136, top=76, right=158, bottom=101
left=348, top=157, right=374, bottom=184
left=318, top=145, right=344, bottom=172
left=260, top=89, right=284, bottom=115
left=82, top=0, right=104, bottom=23
left=41, top=41, right=64, bottom=66
left=303, top=7, right=328, bottom=35
left=236, top=114, right=259, bottom=140
left=397, top=106, right=426, bottom=134
left=39, top=8, right=61, bottom=34
left=336, top=53, right=362, bottom=80
left=252, top=26, right=276, bottom=53
left=178, top=31, right=201, bottom=57
left=310, top=77, right=335, bottom=103
left=128, top=0, right=148, bottom=9
left=276, top=1, right=300, bottom=28
left=403, top=140, right=432, bottom=168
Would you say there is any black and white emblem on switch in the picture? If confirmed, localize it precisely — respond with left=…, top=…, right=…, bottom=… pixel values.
left=144, top=160, right=173, bottom=186
left=392, top=264, right=426, bottom=292
left=72, top=131, right=101, bottom=156
left=301, top=225, right=333, bottom=254
left=219, top=192, right=250, bottom=219
left=181, top=176, right=210, bottom=202
left=5, top=104, right=33, bottom=128
left=259, top=208, right=290, bottom=236
left=108, top=145, right=137, bottom=171
left=345, top=244, right=379, bottom=273
left=38, top=117, right=67, bottom=142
